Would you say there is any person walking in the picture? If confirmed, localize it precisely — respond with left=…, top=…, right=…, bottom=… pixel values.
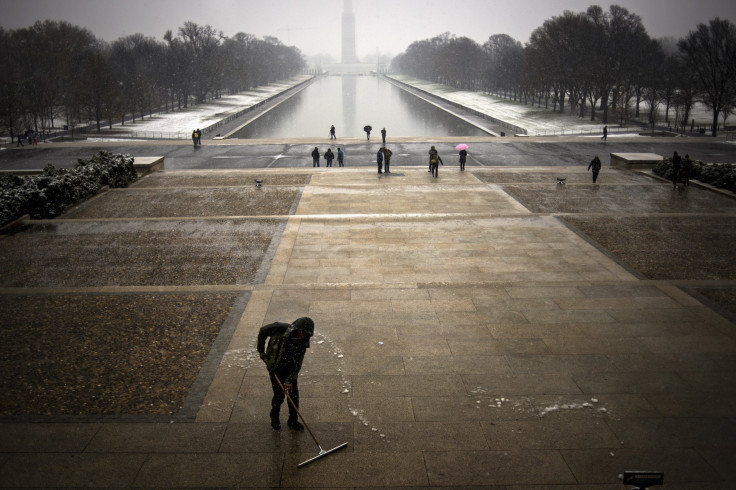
left=682, top=154, right=693, bottom=187
left=458, top=149, right=467, bottom=171
left=381, top=128, right=387, bottom=145
left=337, top=147, right=344, bottom=167
left=257, top=317, right=314, bottom=431
left=376, top=147, right=384, bottom=174
left=588, top=155, right=602, bottom=183
left=672, top=151, right=682, bottom=189
left=196, top=128, right=201, bottom=146
left=16, top=134, right=24, bottom=147
left=329, top=125, right=336, bottom=140
left=311, top=147, right=320, bottom=167
left=191, top=130, right=197, bottom=148
left=324, top=148, right=335, bottom=167
left=601, top=126, right=608, bottom=141
left=382, top=146, right=393, bottom=173
left=364, top=125, right=372, bottom=141
left=429, top=145, right=443, bottom=178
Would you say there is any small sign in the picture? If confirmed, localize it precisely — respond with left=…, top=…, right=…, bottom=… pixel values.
left=623, top=471, right=664, bottom=487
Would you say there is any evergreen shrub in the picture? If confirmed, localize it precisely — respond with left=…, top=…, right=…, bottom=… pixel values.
left=653, top=157, right=736, bottom=194
left=0, top=151, right=136, bottom=226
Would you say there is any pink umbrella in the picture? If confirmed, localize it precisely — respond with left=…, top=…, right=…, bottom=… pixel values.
left=455, top=144, right=469, bottom=151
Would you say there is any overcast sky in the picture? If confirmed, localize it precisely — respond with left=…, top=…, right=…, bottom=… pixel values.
left=2, top=0, right=735, bottom=60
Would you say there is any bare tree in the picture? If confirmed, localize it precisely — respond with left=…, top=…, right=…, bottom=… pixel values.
left=678, top=18, right=736, bottom=136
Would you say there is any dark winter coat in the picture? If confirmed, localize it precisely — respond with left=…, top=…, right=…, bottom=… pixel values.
left=672, top=153, right=682, bottom=170
left=459, top=149, right=467, bottom=163
left=257, top=317, right=314, bottom=383
left=588, top=156, right=601, bottom=172
left=429, top=148, right=442, bottom=165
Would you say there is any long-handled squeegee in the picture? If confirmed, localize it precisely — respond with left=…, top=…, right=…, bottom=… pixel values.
left=273, top=373, right=349, bottom=468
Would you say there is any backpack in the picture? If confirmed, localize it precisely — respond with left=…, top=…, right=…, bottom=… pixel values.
left=430, top=152, right=438, bottom=165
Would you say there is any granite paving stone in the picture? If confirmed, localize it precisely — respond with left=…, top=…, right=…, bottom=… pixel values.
left=353, top=421, right=489, bottom=452
left=351, top=374, right=466, bottom=398
left=84, top=423, right=227, bottom=453
left=1, top=152, right=735, bottom=489
left=423, top=450, right=576, bottom=486
left=279, top=451, right=429, bottom=487
left=411, top=395, right=542, bottom=422
left=462, top=373, right=583, bottom=396
left=480, top=417, right=621, bottom=449
left=607, top=417, right=736, bottom=448
left=402, top=355, right=513, bottom=375
left=606, top=352, right=725, bottom=374
left=542, top=336, right=654, bottom=355
left=0, top=453, right=147, bottom=488
left=218, top=422, right=353, bottom=454
left=503, top=354, right=617, bottom=375
left=572, top=372, right=696, bottom=394
left=132, top=453, right=283, bottom=487
left=0, top=423, right=101, bottom=452
left=676, top=370, right=736, bottom=391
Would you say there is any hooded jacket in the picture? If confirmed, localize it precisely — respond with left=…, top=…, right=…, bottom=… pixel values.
left=257, top=317, right=314, bottom=383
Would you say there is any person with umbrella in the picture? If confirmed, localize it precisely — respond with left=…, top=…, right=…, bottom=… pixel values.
left=364, top=125, right=372, bottom=141
left=456, top=144, right=469, bottom=171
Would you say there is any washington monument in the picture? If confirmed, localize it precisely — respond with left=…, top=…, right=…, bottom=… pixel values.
left=341, top=0, right=358, bottom=63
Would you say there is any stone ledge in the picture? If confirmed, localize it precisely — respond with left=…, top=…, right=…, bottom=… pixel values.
left=133, top=156, right=165, bottom=175
left=610, top=152, right=663, bottom=169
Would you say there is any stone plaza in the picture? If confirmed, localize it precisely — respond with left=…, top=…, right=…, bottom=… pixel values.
left=1, top=144, right=735, bottom=487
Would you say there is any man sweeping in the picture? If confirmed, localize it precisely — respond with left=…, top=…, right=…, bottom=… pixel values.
left=257, top=317, right=314, bottom=431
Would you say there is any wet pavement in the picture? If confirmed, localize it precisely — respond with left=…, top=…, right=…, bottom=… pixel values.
left=1, top=136, right=735, bottom=172
left=1, top=147, right=736, bottom=488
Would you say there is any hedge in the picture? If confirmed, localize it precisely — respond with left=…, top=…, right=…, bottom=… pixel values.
left=653, top=157, right=736, bottom=194
left=0, top=151, right=137, bottom=227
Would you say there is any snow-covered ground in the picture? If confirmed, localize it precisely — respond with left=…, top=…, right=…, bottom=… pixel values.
left=91, top=75, right=313, bottom=139
left=388, top=74, right=611, bottom=136
left=387, top=74, right=720, bottom=137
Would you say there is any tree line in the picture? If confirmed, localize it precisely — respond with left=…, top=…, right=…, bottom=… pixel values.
left=0, top=20, right=306, bottom=139
left=391, top=5, right=736, bottom=137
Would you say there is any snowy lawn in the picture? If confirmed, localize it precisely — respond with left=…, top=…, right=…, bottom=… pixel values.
left=387, top=74, right=719, bottom=136
left=95, top=75, right=312, bottom=139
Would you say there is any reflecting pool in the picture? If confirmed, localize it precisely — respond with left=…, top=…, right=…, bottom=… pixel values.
left=229, top=75, right=487, bottom=139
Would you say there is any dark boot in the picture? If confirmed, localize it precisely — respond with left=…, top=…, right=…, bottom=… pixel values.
left=270, top=406, right=281, bottom=431
left=287, top=417, right=304, bottom=431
